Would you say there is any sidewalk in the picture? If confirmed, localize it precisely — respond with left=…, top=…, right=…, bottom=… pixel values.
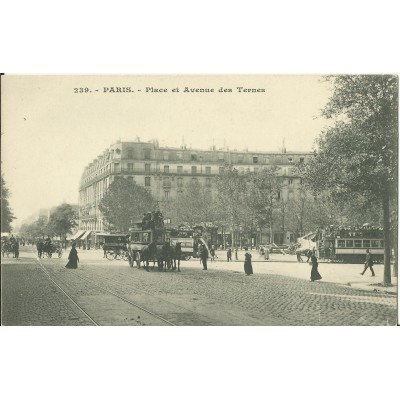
left=212, top=249, right=398, bottom=295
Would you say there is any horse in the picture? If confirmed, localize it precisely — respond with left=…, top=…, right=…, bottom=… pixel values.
left=130, top=241, right=160, bottom=271
left=138, top=241, right=174, bottom=272
left=170, top=242, right=182, bottom=272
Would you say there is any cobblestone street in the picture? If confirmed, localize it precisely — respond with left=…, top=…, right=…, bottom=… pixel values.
left=1, top=247, right=397, bottom=326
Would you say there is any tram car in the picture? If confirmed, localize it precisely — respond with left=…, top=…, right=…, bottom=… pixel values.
left=320, top=227, right=384, bottom=264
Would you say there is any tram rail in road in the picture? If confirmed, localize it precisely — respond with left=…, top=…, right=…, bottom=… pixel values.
left=33, top=250, right=176, bottom=326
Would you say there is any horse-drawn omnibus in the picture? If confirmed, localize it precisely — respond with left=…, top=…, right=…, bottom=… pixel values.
left=127, top=226, right=154, bottom=267
left=127, top=217, right=186, bottom=271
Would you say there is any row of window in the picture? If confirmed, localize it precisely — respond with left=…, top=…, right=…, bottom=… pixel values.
left=163, top=188, right=211, bottom=199
left=83, top=162, right=302, bottom=186
left=125, top=163, right=219, bottom=174
left=125, top=176, right=212, bottom=188
left=126, top=148, right=306, bottom=165
left=337, top=239, right=384, bottom=248
left=124, top=164, right=298, bottom=176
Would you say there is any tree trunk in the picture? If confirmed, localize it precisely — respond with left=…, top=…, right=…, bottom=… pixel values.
left=393, top=239, right=398, bottom=277
left=393, top=218, right=398, bottom=277
left=382, top=193, right=392, bottom=285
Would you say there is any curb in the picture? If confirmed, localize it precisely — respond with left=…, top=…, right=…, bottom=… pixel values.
left=346, top=282, right=397, bottom=295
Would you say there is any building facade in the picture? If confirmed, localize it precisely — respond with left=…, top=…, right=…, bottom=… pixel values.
left=79, top=140, right=313, bottom=245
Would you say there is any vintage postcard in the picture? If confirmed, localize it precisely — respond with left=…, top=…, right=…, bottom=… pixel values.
left=1, top=75, right=398, bottom=326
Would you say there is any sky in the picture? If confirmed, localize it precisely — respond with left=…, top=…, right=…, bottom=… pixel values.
left=2, top=75, right=333, bottom=226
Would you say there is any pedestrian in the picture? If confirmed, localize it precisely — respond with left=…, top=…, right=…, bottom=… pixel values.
left=244, top=247, right=253, bottom=275
left=264, top=246, right=269, bottom=260
left=37, top=240, right=43, bottom=258
left=210, top=244, right=215, bottom=262
left=198, top=244, right=203, bottom=264
left=310, top=254, right=322, bottom=282
left=227, top=247, right=232, bottom=262
left=360, top=249, right=375, bottom=277
left=102, top=242, right=106, bottom=258
left=200, top=243, right=209, bottom=270
left=65, top=243, right=79, bottom=269
left=13, top=241, right=20, bottom=259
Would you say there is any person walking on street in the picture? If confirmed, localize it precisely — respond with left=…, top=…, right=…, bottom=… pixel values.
left=244, top=247, right=253, bottom=276
left=264, top=246, right=269, bottom=260
left=37, top=240, right=43, bottom=258
left=310, top=253, right=322, bottom=282
left=200, top=243, right=209, bottom=270
left=360, top=249, right=375, bottom=277
left=198, top=244, right=203, bottom=264
left=65, top=243, right=79, bottom=269
left=13, top=241, right=20, bottom=259
left=227, top=247, right=232, bottom=262
left=210, top=244, right=215, bottom=262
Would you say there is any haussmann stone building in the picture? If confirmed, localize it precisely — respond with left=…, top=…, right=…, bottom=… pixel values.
left=77, top=139, right=313, bottom=248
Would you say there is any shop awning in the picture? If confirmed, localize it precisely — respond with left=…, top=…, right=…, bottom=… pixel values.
left=302, top=232, right=317, bottom=241
left=80, top=231, right=92, bottom=241
left=71, top=230, right=86, bottom=240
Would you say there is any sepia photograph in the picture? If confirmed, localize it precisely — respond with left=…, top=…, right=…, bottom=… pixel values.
left=1, top=74, right=398, bottom=326
left=1, top=3, right=399, bottom=400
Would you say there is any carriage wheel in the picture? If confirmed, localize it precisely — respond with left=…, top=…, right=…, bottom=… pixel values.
left=122, top=251, right=129, bottom=262
left=106, top=251, right=116, bottom=260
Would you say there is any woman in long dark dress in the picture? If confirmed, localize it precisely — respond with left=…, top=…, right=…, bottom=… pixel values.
left=310, top=254, right=321, bottom=282
left=65, top=243, right=79, bottom=269
left=244, top=247, right=253, bottom=276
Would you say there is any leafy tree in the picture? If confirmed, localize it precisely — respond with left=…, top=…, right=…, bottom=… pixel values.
left=172, top=180, right=218, bottom=227
left=47, top=203, right=78, bottom=240
left=215, top=164, right=247, bottom=247
left=1, top=174, right=16, bottom=232
left=301, top=75, right=398, bottom=284
left=99, top=177, right=157, bottom=232
left=243, top=166, right=282, bottom=245
left=21, top=215, right=50, bottom=240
